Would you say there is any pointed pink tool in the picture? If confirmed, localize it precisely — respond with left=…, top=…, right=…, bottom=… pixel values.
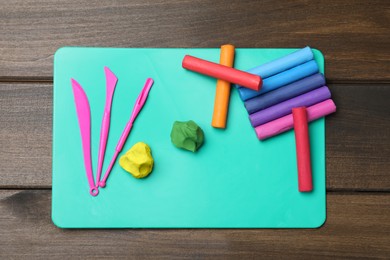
left=99, top=78, right=154, bottom=188
left=96, top=67, right=118, bottom=186
left=71, top=79, right=99, bottom=196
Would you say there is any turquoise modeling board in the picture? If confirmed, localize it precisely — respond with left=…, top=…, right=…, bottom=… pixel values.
left=52, top=47, right=326, bottom=228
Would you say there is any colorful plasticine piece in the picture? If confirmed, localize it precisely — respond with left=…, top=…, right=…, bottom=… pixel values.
left=238, top=60, right=319, bottom=101
left=119, top=142, right=154, bottom=179
left=245, top=73, right=325, bottom=114
left=171, top=120, right=204, bottom=152
left=211, top=44, right=235, bottom=129
left=293, top=107, right=313, bottom=192
left=249, top=86, right=331, bottom=127
left=255, top=99, right=336, bottom=140
left=182, top=55, right=262, bottom=91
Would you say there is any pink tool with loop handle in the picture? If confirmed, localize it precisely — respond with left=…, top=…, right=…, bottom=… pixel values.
left=96, top=67, right=118, bottom=186
left=99, top=78, right=154, bottom=188
left=71, top=79, right=99, bottom=196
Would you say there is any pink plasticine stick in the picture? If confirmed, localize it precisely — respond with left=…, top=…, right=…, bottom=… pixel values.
left=99, top=78, right=154, bottom=188
left=96, top=67, right=118, bottom=186
left=255, top=99, right=336, bottom=140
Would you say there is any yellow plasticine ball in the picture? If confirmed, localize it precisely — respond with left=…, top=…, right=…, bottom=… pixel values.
left=119, top=142, right=154, bottom=178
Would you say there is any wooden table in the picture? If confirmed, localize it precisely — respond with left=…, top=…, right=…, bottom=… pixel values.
left=1, top=1, right=389, bottom=258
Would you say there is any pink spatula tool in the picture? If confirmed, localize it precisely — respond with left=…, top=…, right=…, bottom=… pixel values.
left=71, top=79, right=99, bottom=196
left=99, top=78, right=154, bottom=188
left=96, top=67, right=118, bottom=186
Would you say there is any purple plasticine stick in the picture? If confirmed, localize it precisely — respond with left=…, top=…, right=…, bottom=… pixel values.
left=255, top=99, right=336, bottom=140
left=249, top=86, right=331, bottom=127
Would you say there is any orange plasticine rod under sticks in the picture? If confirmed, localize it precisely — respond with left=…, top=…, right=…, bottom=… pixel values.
left=212, top=44, right=235, bottom=128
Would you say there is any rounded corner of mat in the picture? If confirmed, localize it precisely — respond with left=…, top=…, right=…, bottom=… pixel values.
left=311, top=212, right=327, bottom=229
left=51, top=211, right=67, bottom=229
left=312, top=48, right=325, bottom=62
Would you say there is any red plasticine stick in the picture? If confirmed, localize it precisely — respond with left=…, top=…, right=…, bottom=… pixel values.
left=182, top=55, right=262, bottom=91
left=292, top=107, right=313, bottom=192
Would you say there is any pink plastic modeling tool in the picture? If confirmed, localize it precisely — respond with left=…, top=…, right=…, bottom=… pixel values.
left=71, top=79, right=99, bottom=196
left=96, top=67, right=118, bottom=186
left=99, top=78, right=154, bottom=188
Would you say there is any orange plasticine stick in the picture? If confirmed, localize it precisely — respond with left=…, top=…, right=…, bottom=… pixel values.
left=211, top=44, right=235, bottom=128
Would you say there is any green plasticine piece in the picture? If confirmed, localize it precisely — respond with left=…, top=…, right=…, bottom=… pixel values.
left=170, top=120, right=204, bottom=152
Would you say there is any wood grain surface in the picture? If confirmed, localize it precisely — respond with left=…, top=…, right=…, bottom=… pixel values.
left=0, top=0, right=389, bottom=258
left=0, top=190, right=389, bottom=259
left=0, top=0, right=389, bottom=81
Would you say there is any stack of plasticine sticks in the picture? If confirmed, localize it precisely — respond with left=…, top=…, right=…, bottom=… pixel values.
left=236, top=47, right=336, bottom=141
left=237, top=46, right=336, bottom=192
left=182, top=46, right=337, bottom=192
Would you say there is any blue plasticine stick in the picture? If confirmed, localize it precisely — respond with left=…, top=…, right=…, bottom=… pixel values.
left=238, top=60, right=319, bottom=101
left=244, top=73, right=325, bottom=114
left=243, top=46, right=314, bottom=79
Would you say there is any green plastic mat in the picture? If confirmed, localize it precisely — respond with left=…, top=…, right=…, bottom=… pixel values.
left=52, top=47, right=326, bottom=228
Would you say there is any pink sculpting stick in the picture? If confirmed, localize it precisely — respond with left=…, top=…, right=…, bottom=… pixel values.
left=99, top=78, right=154, bottom=188
left=71, top=79, right=99, bottom=196
left=96, top=67, right=118, bottom=186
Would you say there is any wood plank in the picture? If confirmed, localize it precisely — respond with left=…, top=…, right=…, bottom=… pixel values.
left=0, top=190, right=389, bottom=258
left=0, top=0, right=389, bottom=81
left=0, top=83, right=52, bottom=188
left=0, top=83, right=389, bottom=189
left=327, top=84, right=390, bottom=190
